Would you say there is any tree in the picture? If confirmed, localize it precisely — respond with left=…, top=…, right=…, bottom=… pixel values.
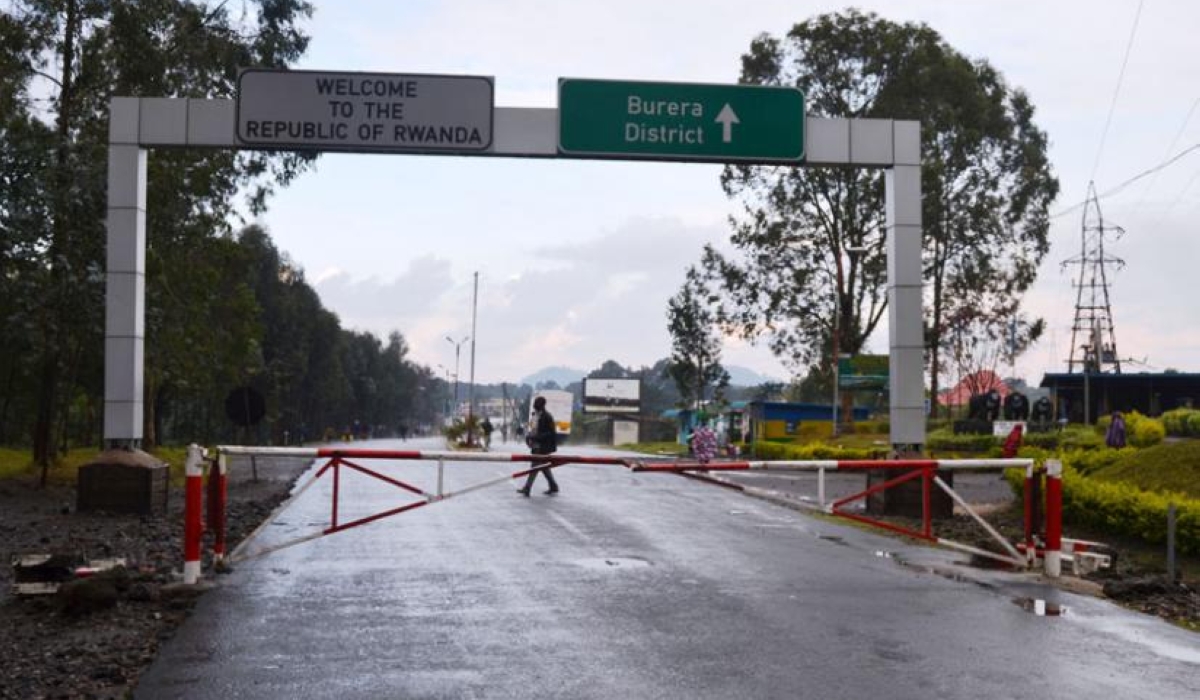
left=665, top=269, right=730, bottom=410
left=704, top=10, right=1058, bottom=418
left=587, top=360, right=631, bottom=379
left=944, top=306, right=1043, bottom=403
left=0, top=0, right=315, bottom=465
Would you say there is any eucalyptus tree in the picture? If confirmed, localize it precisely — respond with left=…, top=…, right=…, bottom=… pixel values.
left=702, top=10, right=1058, bottom=416
left=666, top=269, right=730, bottom=411
left=0, top=0, right=315, bottom=463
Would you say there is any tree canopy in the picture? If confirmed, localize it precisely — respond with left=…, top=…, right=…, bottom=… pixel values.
left=665, top=269, right=730, bottom=410
left=700, top=10, right=1058, bottom=412
left=0, top=2, right=448, bottom=458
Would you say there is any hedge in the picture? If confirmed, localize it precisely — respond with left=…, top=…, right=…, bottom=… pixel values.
left=1059, top=462, right=1200, bottom=555
left=1023, top=427, right=1104, bottom=451
left=1162, top=408, right=1200, bottom=437
left=1003, top=452, right=1200, bottom=555
left=929, top=425, right=1107, bottom=453
left=751, top=442, right=881, bottom=461
left=926, top=428, right=997, bottom=453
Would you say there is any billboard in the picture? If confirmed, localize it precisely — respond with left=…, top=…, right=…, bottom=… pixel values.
left=583, top=378, right=641, bottom=414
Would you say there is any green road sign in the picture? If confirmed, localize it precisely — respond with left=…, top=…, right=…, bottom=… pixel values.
left=558, top=78, right=805, bottom=163
left=838, top=354, right=889, bottom=390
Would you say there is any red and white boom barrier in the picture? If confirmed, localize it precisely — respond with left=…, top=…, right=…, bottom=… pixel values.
left=182, top=448, right=1065, bottom=583
left=1044, top=459, right=1063, bottom=577
left=183, top=444, right=206, bottom=585
left=630, top=458, right=1039, bottom=571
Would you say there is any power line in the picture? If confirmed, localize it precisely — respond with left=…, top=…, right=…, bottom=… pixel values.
left=1051, top=142, right=1200, bottom=219
left=1149, top=163, right=1200, bottom=229
left=1133, top=95, right=1199, bottom=203
left=1089, top=0, right=1144, bottom=183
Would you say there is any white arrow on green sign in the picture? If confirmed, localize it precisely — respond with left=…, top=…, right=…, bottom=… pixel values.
left=558, top=78, right=805, bottom=163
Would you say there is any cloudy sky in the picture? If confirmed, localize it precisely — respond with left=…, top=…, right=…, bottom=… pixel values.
left=253, top=0, right=1200, bottom=386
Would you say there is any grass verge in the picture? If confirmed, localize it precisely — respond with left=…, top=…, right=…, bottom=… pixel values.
left=0, top=446, right=192, bottom=487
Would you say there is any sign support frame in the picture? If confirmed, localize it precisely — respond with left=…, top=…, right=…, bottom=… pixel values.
left=104, top=94, right=924, bottom=452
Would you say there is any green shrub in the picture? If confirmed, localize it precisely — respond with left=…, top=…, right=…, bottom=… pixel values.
left=1060, top=463, right=1200, bottom=555
left=1002, top=448, right=1200, bottom=555
left=751, top=441, right=877, bottom=461
left=1062, top=447, right=1128, bottom=476
left=443, top=415, right=481, bottom=444
left=1129, top=414, right=1166, bottom=447
left=926, top=428, right=996, bottom=453
left=1161, top=408, right=1198, bottom=436
left=850, top=419, right=889, bottom=435
left=1023, top=426, right=1103, bottom=451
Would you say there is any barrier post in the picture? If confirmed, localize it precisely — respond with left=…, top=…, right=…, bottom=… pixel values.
left=212, top=452, right=228, bottom=564
left=922, top=466, right=932, bottom=538
left=184, top=444, right=206, bottom=584
left=1023, top=464, right=1035, bottom=564
left=1044, top=460, right=1063, bottom=578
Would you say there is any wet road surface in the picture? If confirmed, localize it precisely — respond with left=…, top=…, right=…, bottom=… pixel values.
left=136, top=438, right=1200, bottom=699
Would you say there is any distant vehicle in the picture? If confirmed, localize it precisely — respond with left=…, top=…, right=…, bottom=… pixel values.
left=530, top=389, right=573, bottom=437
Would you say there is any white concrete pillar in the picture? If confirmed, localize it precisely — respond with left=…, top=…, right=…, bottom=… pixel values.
left=885, top=130, right=925, bottom=448
left=104, top=97, right=147, bottom=446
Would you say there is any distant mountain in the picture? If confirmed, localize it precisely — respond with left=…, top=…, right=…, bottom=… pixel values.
left=520, top=366, right=586, bottom=388
left=725, top=365, right=783, bottom=387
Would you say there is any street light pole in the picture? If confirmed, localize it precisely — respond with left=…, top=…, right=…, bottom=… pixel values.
left=445, top=335, right=468, bottom=420
left=436, top=363, right=451, bottom=422
left=467, top=271, right=479, bottom=445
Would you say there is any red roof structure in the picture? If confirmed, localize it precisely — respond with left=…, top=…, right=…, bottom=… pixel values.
left=939, top=370, right=1010, bottom=407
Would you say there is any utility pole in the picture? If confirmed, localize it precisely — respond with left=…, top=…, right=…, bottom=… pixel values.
left=501, top=382, right=509, bottom=442
left=467, top=271, right=479, bottom=445
left=445, top=335, right=469, bottom=420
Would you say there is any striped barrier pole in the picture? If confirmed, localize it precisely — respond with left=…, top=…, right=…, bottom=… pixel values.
left=183, top=444, right=206, bottom=584
left=206, top=451, right=228, bottom=565
left=1023, top=464, right=1036, bottom=565
left=1044, top=459, right=1063, bottom=578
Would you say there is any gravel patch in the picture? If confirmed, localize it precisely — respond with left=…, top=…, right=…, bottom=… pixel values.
left=0, top=455, right=312, bottom=700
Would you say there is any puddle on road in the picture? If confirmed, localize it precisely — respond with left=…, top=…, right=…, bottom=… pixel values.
left=575, top=557, right=652, bottom=570
left=818, top=535, right=847, bottom=545
left=1013, top=597, right=1068, bottom=617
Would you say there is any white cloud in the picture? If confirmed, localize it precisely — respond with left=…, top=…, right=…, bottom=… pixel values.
left=256, top=0, right=1200, bottom=387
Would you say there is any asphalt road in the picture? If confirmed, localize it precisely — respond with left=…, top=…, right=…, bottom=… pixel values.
left=136, top=438, right=1200, bottom=699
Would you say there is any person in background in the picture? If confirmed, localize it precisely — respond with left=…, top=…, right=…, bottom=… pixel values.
left=480, top=416, right=494, bottom=450
left=518, top=396, right=559, bottom=496
left=692, top=417, right=718, bottom=465
left=1106, top=410, right=1127, bottom=448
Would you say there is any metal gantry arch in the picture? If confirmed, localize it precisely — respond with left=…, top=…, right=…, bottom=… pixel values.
left=104, top=81, right=925, bottom=450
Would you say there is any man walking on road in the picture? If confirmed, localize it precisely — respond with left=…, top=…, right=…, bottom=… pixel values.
left=518, top=396, right=559, bottom=496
